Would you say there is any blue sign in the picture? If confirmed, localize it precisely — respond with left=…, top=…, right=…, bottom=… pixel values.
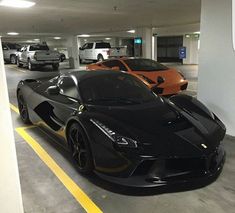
left=134, top=38, right=142, bottom=44
left=179, top=47, right=186, bottom=59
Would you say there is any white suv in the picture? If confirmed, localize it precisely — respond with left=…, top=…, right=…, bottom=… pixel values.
left=79, top=42, right=110, bottom=62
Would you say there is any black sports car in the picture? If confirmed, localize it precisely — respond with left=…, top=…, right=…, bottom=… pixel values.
left=17, top=70, right=226, bottom=187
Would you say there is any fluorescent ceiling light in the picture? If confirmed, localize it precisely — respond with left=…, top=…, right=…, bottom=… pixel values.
left=127, top=30, right=135, bottom=33
left=54, top=37, right=61, bottom=40
left=34, top=38, right=40, bottom=41
left=26, top=40, right=33, bottom=42
left=185, top=34, right=190, bottom=38
left=78, top=34, right=90, bottom=38
left=7, top=32, right=19, bottom=35
left=0, top=0, right=35, bottom=8
left=194, top=31, right=200, bottom=34
left=105, top=38, right=111, bottom=40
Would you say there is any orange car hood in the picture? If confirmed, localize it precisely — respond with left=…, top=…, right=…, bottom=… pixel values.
left=132, top=68, right=184, bottom=86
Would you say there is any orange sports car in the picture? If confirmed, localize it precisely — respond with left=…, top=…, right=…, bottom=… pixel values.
left=87, top=58, right=188, bottom=96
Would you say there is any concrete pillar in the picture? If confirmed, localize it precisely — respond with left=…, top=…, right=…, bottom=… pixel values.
left=153, top=34, right=158, bottom=60
left=198, top=0, right=235, bottom=136
left=136, top=27, right=153, bottom=59
left=0, top=37, right=24, bottom=213
left=183, top=35, right=199, bottom=65
left=66, top=36, right=80, bottom=69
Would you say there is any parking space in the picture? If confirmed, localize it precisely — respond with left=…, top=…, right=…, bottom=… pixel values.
left=6, top=64, right=235, bottom=213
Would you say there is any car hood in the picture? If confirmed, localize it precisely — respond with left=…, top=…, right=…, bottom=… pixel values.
left=86, top=98, right=225, bottom=157
left=133, top=68, right=185, bottom=86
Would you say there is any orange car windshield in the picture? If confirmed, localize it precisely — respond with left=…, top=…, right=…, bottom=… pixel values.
left=125, top=59, right=169, bottom=72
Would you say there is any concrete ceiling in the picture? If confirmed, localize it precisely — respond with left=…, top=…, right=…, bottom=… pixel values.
left=0, top=0, right=201, bottom=37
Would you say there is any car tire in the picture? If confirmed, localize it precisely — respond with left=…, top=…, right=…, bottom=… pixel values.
left=17, top=90, right=31, bottom=124
left=97, top=54, right=104, bottom=62
left=10, top=55, right=17, bottom=64
left=52, top=63, right=59, bottom=71
left=68, top=122, right=94, bottom=174
left=28, top=59, right=34, bottom=71
left=16, top=58, right=23, bottom=68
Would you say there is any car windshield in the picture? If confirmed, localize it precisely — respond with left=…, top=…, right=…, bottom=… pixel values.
left=80, top=73, right=156, bottom=106
left=124, top=59, right=169, bottom=71
left=29, top=44, right=49, bottom=51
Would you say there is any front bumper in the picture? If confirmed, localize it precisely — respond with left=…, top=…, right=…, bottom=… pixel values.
left=94, top=145, right=225, bottom=187
left=151, top=81, right=188, bottom=96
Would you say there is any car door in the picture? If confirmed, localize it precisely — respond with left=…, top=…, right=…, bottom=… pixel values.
left=30, top=76, right=81, bottom=144
left=20, top=46, right=28, bottom=63
left=79, top=43, right=88, bottom=60
left=86, top=43, right=94, bottom=59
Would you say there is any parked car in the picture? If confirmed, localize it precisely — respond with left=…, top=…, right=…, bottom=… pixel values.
left=16, top=44, right=61, bottom=71
left=16, top=70, right=226, bottom=187
left=2, top=42, right=21, bottom=64
left=87, top=58, right=188, bottom=96
left=79, top=42, right=126, bottom=62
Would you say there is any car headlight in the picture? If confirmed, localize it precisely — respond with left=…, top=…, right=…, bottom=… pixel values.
left=90, top=119, right=138, bottom=148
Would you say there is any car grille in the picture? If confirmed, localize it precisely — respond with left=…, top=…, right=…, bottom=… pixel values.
left=152, top=87, right=164, bottom=94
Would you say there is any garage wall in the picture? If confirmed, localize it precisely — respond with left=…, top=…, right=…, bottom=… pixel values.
left=198, top=0, right=235, bottom=136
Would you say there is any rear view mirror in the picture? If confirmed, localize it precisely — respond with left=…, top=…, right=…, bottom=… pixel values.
left=111, top=66, right=120, bottom=71
left=46, top=86, right=60, bottom=95
left=156, top=76, right=165, bottom=86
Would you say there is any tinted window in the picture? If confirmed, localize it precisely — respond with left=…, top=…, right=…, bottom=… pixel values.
left=6, top=43, right=21, bottom=50
left=102, top=60, right=128, bottom=71
left=2, top=44, right=8, bottom=50
left=124, top=59, right=169, bottom=71
left=29, top=44, right=49, bottom=51
left=58, top=77, right=78, bottom=99
left=95, top=42, right=111, bottom=49
left=86, top=43, right=93, bottom=49
left=80, top=73, right=156, bottom=106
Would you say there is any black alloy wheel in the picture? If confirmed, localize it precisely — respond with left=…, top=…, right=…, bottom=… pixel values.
left=97, top=54, right=104, bottom=62
left=10, top=55, right=17, bottom=64
left=17, top=91, right=31, bottom=124
left=16, top=58, right=23, bottom=67
left=68, top=123, right=93, bottom=174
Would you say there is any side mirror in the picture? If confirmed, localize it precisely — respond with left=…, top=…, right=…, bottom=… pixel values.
left=79, top=47, right=82, bottom=50
left=156, top=76, right=165, bottom=86
left=111, top=66, right=120, bottom=71
left=46, top=86, right=60, bottom=95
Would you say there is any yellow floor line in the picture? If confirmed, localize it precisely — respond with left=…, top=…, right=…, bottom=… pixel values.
left=16, top=127, right=103, bottom=213
left=8, top=65, right=26, bottom=73
left=10, top=103, right=19, bottom=114
left=10, top=103, right=103, bottom=213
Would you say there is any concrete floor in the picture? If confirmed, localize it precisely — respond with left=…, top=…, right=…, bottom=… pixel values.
left=6, top=63, right=235, bottom=213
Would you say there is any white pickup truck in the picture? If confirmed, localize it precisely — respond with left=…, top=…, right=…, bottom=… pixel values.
left=16, top=44, right=61, bottom=71
left=79, top=42, right=127, bottom=62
